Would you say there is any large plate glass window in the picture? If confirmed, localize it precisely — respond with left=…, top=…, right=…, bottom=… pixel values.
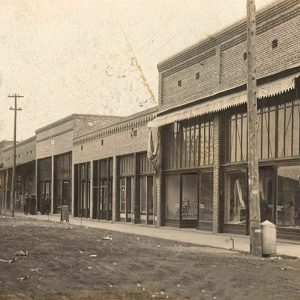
left=277, top=165, right=300, bottom=227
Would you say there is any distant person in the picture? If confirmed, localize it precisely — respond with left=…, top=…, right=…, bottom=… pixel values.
left=40, top=195, right=45, bottom=215
left=29, top=194, right=37, bottom=215
left=17, top=192, right=22, bottom=211
left=45, top=194, right=51, bottom=215
left=23, top=193, right=29, bottom=215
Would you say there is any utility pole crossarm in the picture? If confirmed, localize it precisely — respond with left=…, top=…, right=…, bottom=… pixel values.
left=8, top=93, right=24, bottom=217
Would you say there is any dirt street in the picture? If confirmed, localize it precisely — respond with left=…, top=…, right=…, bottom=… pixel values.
left=0, top=216, right=300, bottom=300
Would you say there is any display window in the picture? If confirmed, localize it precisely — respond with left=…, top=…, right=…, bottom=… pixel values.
left=277, top=165, right=300, bottom=227
left=224, top=171, right=247, bottom=224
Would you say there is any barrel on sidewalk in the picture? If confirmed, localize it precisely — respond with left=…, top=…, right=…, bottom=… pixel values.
left=261, top=220, right=276, bottom=256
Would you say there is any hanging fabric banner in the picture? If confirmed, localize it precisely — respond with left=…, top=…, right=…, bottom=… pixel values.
left=147, top=127, right=161, bottom=173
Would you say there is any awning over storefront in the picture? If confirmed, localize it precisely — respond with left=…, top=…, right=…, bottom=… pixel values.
left=148, top=74, right=299, bottom=128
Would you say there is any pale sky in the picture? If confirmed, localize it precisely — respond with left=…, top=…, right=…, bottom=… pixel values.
left=0, top=0, right=274, bottom=141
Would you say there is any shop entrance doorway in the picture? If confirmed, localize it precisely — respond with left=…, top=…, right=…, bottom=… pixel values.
left=96, top=179, right=112, bottom=221
left=120, top=177, right=132, bottom=222
left=62, top=180, right=70, bottom=206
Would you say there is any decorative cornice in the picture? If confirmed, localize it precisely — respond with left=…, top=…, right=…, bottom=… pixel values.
left=74, top=108, right=157, bottom=146
left=3, top=136, right=36, bottom=152
left=36, top=128, right=73, bottom=143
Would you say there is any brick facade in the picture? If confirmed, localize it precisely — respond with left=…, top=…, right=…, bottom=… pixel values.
left=3, top=137, right=36, bottom=169
left=158, top=0, right=300, bottom=111
left=73, top=107, right=157, bottom=164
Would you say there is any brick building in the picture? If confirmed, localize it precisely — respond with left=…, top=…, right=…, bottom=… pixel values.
left=149, top=0, right=300, bottom=240
left=72, top=107, right=157, bottom=224
left=35, top=114, right=122, bottom=214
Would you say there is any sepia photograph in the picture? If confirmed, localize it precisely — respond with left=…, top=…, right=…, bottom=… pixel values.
left=0, top=0, right=300, bottom=299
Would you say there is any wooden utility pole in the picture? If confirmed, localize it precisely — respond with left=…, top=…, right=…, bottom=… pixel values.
left=247, top=0, right=262, bottom=256
left=8, top=94, right=23, bottom=217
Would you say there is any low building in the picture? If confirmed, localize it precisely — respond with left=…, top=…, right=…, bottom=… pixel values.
left=35, top=114, right=122, bottom=214
left=73, top=107, right=157, bottom=224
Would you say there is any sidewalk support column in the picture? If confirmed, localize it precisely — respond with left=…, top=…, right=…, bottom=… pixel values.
left=35, top=159, right=38, bottom=210
left=90, top=160, right=93, bottom=219
left=132, top=153, right=137, bottom=223
left=155, top=171, right=162, bottom=226
left=51, top=155, right=54, bottom=214
left=4, top=169, right=9, bottom=214
left=155, top=129, right=163, bottom=227
left=134, top=153, right=140, bottom=224
left=213, top=115, right=221, bottom=233
left=71, top=161, right=75, bottom=217
left=112, top=156, right=118, bottom=222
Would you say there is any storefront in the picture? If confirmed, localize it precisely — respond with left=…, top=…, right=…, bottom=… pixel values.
left=37, top=157, right=51, bottom=212
left=0, top=169, right=11, bottom=212
left=53, top=152, right=72, bottom=213
left=138, top=152, right=155, bottom=224
left=223, top=93, right=300, bottom=239
left=74, top=162, right=90, bottom=218
left=15, top=161, right=36, bottom=212
left=118, top=155, right=135, bottom=222
left=92, top=158, right=113, bottom=221
left=162, top=117, right=214, bottom=230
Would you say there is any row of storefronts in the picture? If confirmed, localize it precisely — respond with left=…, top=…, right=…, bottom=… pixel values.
left=73, top=153, right=155, bottom=224
left=0, top=0, right=300, bottom=241
left=158, top=91, right=300, bottom=240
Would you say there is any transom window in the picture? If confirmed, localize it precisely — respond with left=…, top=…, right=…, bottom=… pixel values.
left=163, top=117, right=214, bottom=170
left=226, top=99, right=300, bottom=163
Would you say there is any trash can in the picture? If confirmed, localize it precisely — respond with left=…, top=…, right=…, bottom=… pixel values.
left=261, top=220, right=276, bottom=256
left=60, top=205, right=69, bottom=223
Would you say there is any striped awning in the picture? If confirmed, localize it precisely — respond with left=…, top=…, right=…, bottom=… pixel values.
left=148, top=74, right=298, bottom=128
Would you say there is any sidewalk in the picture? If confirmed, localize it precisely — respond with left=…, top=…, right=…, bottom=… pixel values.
left=13, top=212, right=300, bottom=258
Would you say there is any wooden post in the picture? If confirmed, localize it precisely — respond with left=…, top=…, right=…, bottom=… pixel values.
left=71, top=161, right=75, bottom=217
left=90, top=160, right=94, bottom=219
left=4, top=169, right=9, bottom=214
left=132, top=153, right=138, bottom=223
left=51, top=156, right=54, bottom=214
left=247, top=0, right=262, bottom=256
left=112, top=156, right=118, bottom=222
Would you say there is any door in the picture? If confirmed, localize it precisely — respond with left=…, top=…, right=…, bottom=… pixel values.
left=259, top=166, right=276, bottom=223
left=99, top=179, right=112, bottom=220
left=120, top=177, right=132, bottom=222
left=38, top=181, right=51, bottom=212
left=147, top=176, right=154, bottom=224
left=198, top=172, right=213, bottom=229
left=126, top=177, right=132, bottom=222
left=62, top=180, right=70, bottom=207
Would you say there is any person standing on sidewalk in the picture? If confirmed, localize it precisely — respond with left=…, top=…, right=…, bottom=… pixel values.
left=23, top=193, right=29, bottom=215
left=45, top=193, right=51, bottom=215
